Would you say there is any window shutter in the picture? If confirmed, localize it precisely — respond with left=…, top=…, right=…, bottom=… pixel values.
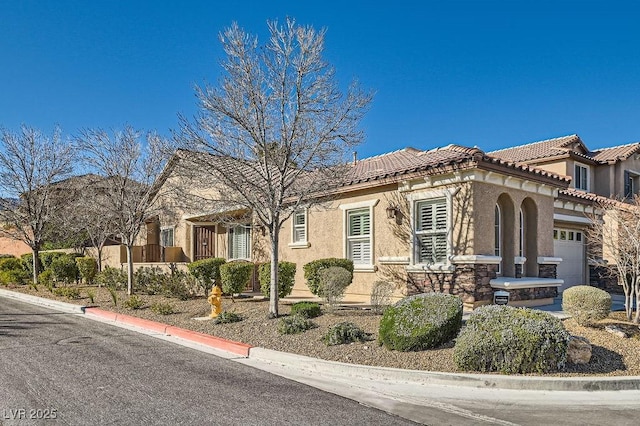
left=349, top=210, right=370, bottom=236
left=415, top=198, right=447, bottom=264
left=230, top=226, right=250, bottom=259
left=347, top=209, right=371, bottom=264
left=293, top=212, right=306, bottom=242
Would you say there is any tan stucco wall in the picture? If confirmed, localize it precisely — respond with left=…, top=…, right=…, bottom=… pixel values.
left=533, top=160, right=569, bottom=178
left=279, top=184, right=406, bottom=300
left=472, top=181, right=555, bottom=257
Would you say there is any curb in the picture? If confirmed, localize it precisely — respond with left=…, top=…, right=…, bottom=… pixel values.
left=0, top=288, right=85, bottom=314
left=84, top=307, right=252, bottom=357
left=249, top=347, right=640, bottom=392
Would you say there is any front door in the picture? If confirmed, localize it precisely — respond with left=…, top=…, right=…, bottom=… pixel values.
left=194, top=226, right=216, bottom=260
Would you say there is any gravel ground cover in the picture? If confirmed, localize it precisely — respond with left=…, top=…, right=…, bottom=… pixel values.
left=5, top=284, right=640, bottom=377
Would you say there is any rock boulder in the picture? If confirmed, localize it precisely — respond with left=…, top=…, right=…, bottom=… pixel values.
left=567, top=335, right=592, bottom=364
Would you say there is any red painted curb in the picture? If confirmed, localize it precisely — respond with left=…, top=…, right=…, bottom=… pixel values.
left=84, top=307, right=118, bottom=321
left=165, top=326, right=252, bottom=357
left=111, top=313, right=170, bottom=335
left=84, top=307, right=252, bottom=357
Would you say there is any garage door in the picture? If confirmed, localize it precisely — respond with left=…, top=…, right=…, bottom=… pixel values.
left=553, top=228, right=585, bottom=290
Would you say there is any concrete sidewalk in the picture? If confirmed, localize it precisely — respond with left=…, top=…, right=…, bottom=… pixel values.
left=2, top=288, right=639, bottom=394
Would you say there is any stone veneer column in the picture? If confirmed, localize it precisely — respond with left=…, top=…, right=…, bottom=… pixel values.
left=450, top=255, right=501, bottom=308
left=537, top=257, right=561, bottom=279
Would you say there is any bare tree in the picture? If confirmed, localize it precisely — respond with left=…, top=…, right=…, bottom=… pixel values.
left=76, top=126, right=171, bottom=295
left=0, top=125, right=76, bottom=283
left=588, top=197, right=640, bottom=323
left=59, top=175, right=121, bottom=271
left=177, top=18, right=372, bottom=317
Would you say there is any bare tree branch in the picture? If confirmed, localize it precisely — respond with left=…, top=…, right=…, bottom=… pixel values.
left=175, top=18, right=373, bottom=317
left=0, top=125, right=76, bottom=282
left=76, top=126, right=172, bottom=294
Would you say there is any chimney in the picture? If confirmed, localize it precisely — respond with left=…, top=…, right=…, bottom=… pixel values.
left=353, top=151, right=357, bottom=165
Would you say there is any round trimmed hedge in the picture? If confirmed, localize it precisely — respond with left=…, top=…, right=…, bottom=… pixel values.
left=303, top=258, right=353, bottom=296
left=378, top=293, right=463, bottom=351
left=562, top=285, right=611, bottom=326
left=453, top=305, right=570, bottom=374
left=220, top=261, right=254, bottom=296
left=258, top=261, right=296, bottom=298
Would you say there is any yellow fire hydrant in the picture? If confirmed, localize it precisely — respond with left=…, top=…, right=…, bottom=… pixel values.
left=208, top=286, right=222, bottom=318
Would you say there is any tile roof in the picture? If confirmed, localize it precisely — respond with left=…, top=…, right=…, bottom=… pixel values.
left=588, top=142, right=640, bottom=163
left=488, top=134, right=582, bottom=163
left=346, top=145, right=482, bottom=185
left=345, top=144, right=569, bottom=186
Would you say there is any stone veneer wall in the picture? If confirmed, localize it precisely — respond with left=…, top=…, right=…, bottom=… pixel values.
left=507, top=286, right=557, bottom=301
left=407, top=262, right=561, bottom=306
left=406, top=263, right=498, bottom=306
left=538, top=264, right=557, bottom=279
left=589, top=265, right=623, bottom=294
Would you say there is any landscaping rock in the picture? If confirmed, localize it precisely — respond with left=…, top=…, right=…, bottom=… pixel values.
left=605, top=325, right=628, bottom=338
left=567, top=335, right=592, bottom=364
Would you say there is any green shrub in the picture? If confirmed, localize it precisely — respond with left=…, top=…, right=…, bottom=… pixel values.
left=453, top=305, right=570, bottom=374
left=0, top=257, right=25, bottom=272
left=322, top=322, right=370, bottom=346
left=187, top=258, right=226, bottom=293
left=318, top=266, right=352, bottom=310
left=76, top=257, right=98, bottom=284
left=40, top=252, right=66, bottom=270
left=562, top=285, right=612, bottom=326
left=0, top=270, right=30, bottom=285
left=290, top=301, right=322, bottom=319
left=162, top=270, right=195, bottom=300
left=0, top=257, right=29, bottom=285
left=86, top=289, right=95, bottom=304
left=96, top=267, right=127, bottom=290
left=53, top=286, right=81, bottom=299
left=370, top=280, right=395, bottom=314
left=278, top=314, right=316, bottom=335
left=123, top=295, right=144, bottom=310
left=220, top=261, right=254, bottom=299
left=258, top=261, right=296, bottom=298
left=378, top=293, right=463, bottom=352
left=20, top=253, right=35, bottom=276
left=213, top=311, right=243, bottom=324
left=150, top=302, right=175, bottom=315
left=304, top=258, right=353, bottom=296
left=107, top=286, right=118, bottom=306
left=134, top=266, right=165, bottom=295
left=50, top=255, right=80, bottom=284
left=38, top=269, right=55, bottom=290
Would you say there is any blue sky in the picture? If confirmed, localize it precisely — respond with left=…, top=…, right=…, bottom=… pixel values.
left=2, top=0, right=640, bottom=158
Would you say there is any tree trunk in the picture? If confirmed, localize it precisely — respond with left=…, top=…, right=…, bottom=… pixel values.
left=97, top=242, right=105, bottom=272
left=31, top=246, right=41, bottom=284
left=126, top=244, right=134, bottom=295
left=629, top=276, right=640, bottom=324
left=268, top=227, right=280, bottom=318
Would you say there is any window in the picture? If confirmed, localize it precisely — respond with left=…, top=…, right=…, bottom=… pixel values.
left=554, top=228, right=583, bottom=243
left=624, top=170, right=639, bottom=199
left=347, top=209, right=371, bottom=265
left=292, top=210, right=307, bottom=244
left=518, top=209, right=524, bottom=257
left=228, top=225, right=251, bottom=260
left=574, top=164, right=589, bottom=191
left=160, top=227, right=174, bottom=247
left=415, top=198, right=448, bottom=264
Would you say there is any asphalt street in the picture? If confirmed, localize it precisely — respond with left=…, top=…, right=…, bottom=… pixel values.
left=3, top=293, right=640, bottom=426
left=0, top=298, right=416, bottom=425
